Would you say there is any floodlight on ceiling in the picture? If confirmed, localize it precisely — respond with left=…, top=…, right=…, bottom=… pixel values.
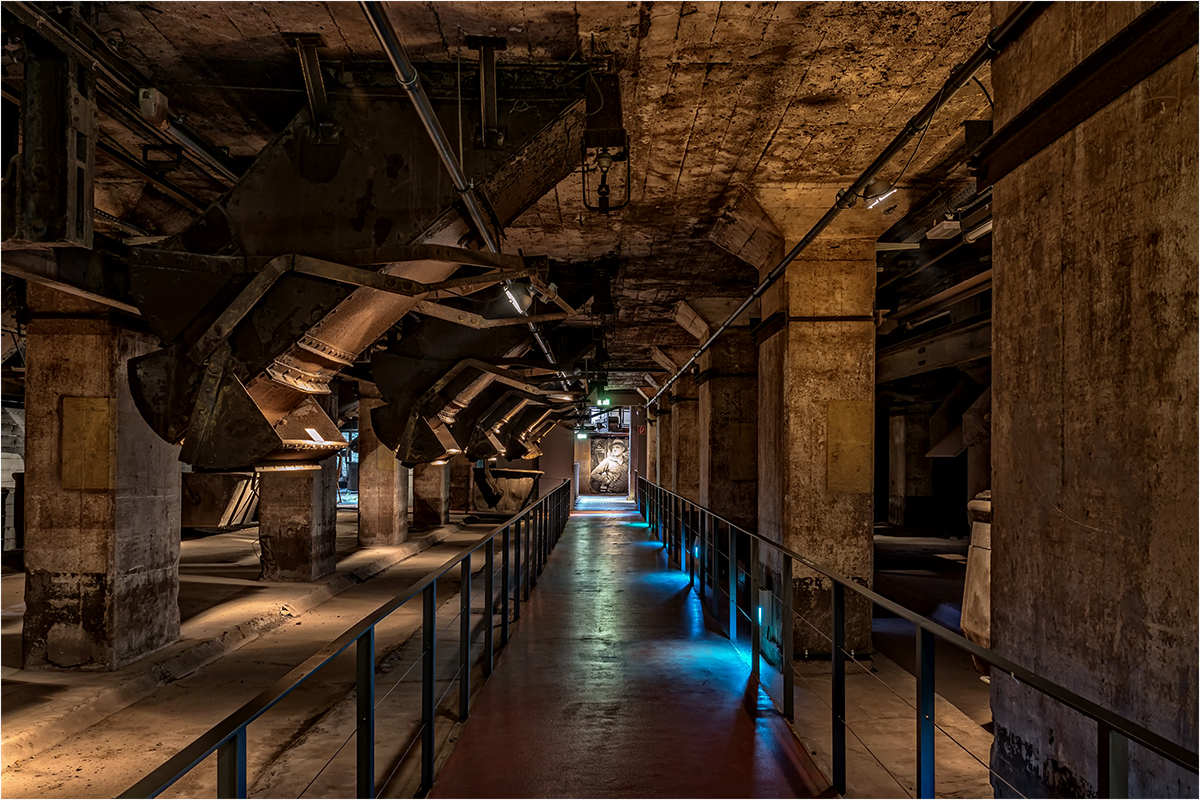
left=865, top=178, right=897, bottom=209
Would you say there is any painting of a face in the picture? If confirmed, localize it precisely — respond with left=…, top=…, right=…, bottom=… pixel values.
left=589, top=438, right=629, bottom=494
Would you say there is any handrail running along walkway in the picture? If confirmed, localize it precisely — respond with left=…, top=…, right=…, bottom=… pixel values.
left=634, top=475, right=1198, bottom=799
left=122, top=478, right=573, bottom=799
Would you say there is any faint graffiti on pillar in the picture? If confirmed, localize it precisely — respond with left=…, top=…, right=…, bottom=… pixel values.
left=589, top=438, right=629, bottom=494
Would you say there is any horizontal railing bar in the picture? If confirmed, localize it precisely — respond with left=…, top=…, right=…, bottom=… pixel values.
left=637, top=477, right=1198, bottom=774
left=123, top=480, right=572, bottom=799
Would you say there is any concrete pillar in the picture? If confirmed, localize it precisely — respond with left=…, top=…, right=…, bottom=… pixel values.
left=886, top=412, right=933, bottom=527
left=447, top=455, right=472, bottom=512
left=655, top=398, right=672, bottom=487
left=411, top=461, right=450, bottom=528
left=645, top=410, right=658, bottom=486
left=22, top=285, right=181, bottom=670
left=698, top=328, right=758, bottom=529
left=758, top=239, right=875, bottom=653
left=258, top=466, right=337, bottom=581
left=357, top=387, right=408, bottom=547
left=668, top=373, right=700, bottom=502
left=989, top=5, right=1197, bottom=796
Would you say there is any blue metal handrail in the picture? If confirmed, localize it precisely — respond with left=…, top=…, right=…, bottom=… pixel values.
left=634, top=475, right=1198, bottom=798
left=122, top=478, right=573, bottom=799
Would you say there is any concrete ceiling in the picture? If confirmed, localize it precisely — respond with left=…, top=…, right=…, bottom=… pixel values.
left=88, top=1, right=993, bottom=371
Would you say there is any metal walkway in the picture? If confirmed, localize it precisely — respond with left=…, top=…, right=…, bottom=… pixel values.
left=432, top=495, right=825, bottom=798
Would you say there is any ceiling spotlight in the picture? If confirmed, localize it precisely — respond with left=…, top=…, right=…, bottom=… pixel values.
left=865, top=178, right=897, bottom=209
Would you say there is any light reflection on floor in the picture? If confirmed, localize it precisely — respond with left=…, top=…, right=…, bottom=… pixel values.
left=433, top=494, right=825, bottom=798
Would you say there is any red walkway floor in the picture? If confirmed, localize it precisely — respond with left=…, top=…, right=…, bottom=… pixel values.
left=432, top=496, right=827, bottom=798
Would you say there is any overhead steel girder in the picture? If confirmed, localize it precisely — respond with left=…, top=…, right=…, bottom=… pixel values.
left=124, top=76, right=586, bottom=470
left=126, top=245, right=546, bottom=470
left=371, top=350, right=583, bottom=466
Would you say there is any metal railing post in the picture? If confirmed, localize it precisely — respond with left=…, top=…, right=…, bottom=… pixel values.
left=831, top=581, right=846, bottom=794
left=513, top=519, right=523, bottom=617
left=523, top=515, right=532, bottom=599
left=782, top=557, right=794, bottom=721
left=749, top=536, right=760, bottom=680
left=501, top=526, right=511, bottom=644
left=1098, top=721, right=1130, bottom=798
left=728, top=525, right=738, bottom=643
left=459, top=554, right=472, bottom=720
left=916, top=625, right=936, bottom=798
left=420, top=583, right=436, bottom=794
left=691, top=503, right=700, bottom=585
left=484, top=538, right=495, bottom=676
left=216, top=729, right=246, bottom=799
left=357, top=628, right=376, bottom=799
left=705, top=515, right=715, bottom=618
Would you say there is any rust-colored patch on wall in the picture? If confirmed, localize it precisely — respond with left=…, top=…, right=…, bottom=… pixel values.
left=826, top=399, right=872, bottom=494
left=61, top=397, right=113, bottom=490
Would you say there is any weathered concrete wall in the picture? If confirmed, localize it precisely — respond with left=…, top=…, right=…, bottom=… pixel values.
left=537, top=424, right=575, bottom=499
left=990, top=3, right=1198, bottom=796
left=645, top=412, right=658, bottom=487
left=698, top=329, right=758, bottom=530
left=23, top=285, right=181, bottom=670
left=447, top=455, right=472, bottom=512
left=411, top=461, right=450, bottom=527
left=656, top=399, right=673, bottom=490
left=758, top=240, right=876, bottom=653
left=669, top=373, right=700, bottom=502
left=887, top=413, right=934, bottom=526
left=357, top=389, right=407, bottom=547
left=258, top=460, right=337, bottom=581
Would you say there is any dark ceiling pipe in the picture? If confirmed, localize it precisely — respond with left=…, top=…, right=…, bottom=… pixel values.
left=644, top=0, right=1050, bottom=408
left=359, top=0, right=559, bottom=368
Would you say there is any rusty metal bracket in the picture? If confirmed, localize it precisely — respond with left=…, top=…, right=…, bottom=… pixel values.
left=465, top=35, right=507, bottom=149
left=283, top=33, right=340, bottom=145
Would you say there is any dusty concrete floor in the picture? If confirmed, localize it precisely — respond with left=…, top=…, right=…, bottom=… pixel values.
left=0, top=510, right=496, bottom=798
left=872, top=532, right=992, bottom=730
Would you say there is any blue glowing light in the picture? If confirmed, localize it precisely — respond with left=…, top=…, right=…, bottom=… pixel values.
left=694, top=545, right=700, bottom=558
left=757, top=606, right=763, bottom=625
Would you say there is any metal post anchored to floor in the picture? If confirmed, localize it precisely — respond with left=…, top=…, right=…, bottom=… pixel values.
left=513, top=520, right=523, bottom=618
left=728, top=526, right=738, bottom=644
left=357, top=628, right=376, bottom=799
left=501, top=526, right=511, bottom=644
left=749, top=537, right=760, bottom=681
left=459, top=554, right=471, bottom=720
left=216, top=728, right=246, bottom=798
left=782, top=556, right=794, bottom=722
left=484, top=540, right=495, bottom=676
left=916, top=625, right=936, bottom=798
left=1098, top=721, right=1130, bottom=799
left=421, top=583, right=437, bottom=794
left=831, top=581, right=846, bottom=794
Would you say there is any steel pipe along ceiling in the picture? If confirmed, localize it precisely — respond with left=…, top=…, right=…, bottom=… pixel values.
left=359, top=0, right=558, bottom=367
left=643, top=0, right=1049, bottom=409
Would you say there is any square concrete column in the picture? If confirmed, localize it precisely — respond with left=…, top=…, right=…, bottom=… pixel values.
left=357, top=387, right=407, bottom=547
left=645, top=411, right=658, bottom=486
left=448, top=455, right=472, bottom=512
left=22, top=285, right=181, bottom=670
left=655, top=398, right=672, bottom=487
left=886, top=412, right=933, bottom=527
left=668, top=372, right=700, bottom=502
left=759, top=239, right=876, bottom=653
left=258, top=396, right=338, bottom=581
left=698, top=328, right=758, bottom=530
left=258, top=460, right=337, bottom=581
left=412, top=461, right=450, bottom=528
